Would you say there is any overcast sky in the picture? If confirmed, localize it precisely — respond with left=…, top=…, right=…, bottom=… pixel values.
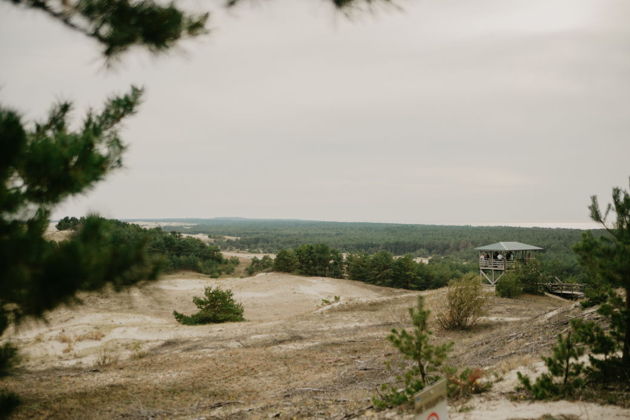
left=1, top=0, right=628, bottom=226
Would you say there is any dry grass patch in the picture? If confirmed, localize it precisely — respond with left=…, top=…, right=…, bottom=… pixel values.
left=75, top=330, right=105, bottom=342
left=510, top=416, right=580, bottom=420
left=6, top=274, right=613, bottom=420
left=94, top=347, right=118, bottom=368
left=54, top=332, right=73, bottom=344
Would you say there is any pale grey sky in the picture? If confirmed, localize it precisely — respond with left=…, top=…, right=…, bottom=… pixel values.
left=1, top=0, right=628, bottom=226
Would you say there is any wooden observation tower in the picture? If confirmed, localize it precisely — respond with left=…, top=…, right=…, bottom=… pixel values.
left=475, top=241, right=543, bottom=285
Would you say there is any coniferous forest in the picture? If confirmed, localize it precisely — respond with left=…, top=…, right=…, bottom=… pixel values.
left=150, top=218, right=599, bottom=283
left=57, top=217, right=239, bottom=277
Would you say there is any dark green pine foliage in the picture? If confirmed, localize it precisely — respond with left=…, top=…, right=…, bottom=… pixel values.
left=373, top=296, right=452, bottom=409
left=273, top=244, right=474, bottom=290
left=0, top=88, right=162, bottom=414
left=391, top=255, right=418, bottom=289
left=293, top=243, right=343, bottom=278
left=368, top=251, right=395, bottom=286
left=495, top=261, right=545, bottom=298
left=273, top=248, right=299, bottom=273
left=57, top=218, right=240, bottom=277
left=0, top=344, right=20, bottom=418
left=495, top=272, right=523, bottom=298
left=573, top=178, right=630, bottom=370
left=517, top=332, right=586, bottom=399
left=9, top=0, right=209, bottom=59
left=345, top=252, right=371, bottom=281
left=56, top=216, right=81, bottom=231
left=246, top=255, right=274, bottom=276
left=3, top=2, right=212, bottom=414
left=345, top=251, right=471, bottom=290
left=226, top=0, right=393, bottom=10
left=3, top=0, right=384, bottom=415
left=173, top=287, right=245, bottom=325
left=517, top=178, right=630, bottom=401
left=144, top=228, right=237, bottom=276
left=0, top=88, right=162, bottom=329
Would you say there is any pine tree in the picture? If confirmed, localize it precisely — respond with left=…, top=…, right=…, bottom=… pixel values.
left=0, top=90, right=164, bottom=414
left=573, top=178, right=630, bottom=370
left=1, top=0, right=394, bottom=415
left=273, top=249, right=299, bottom=273
left=1, top=1, right=208, bottom=415
left=517, top=332, right=586, bottom=399
left=373, top=296, right=452, bottom=409
left=173, top=287, right=245, bottom=325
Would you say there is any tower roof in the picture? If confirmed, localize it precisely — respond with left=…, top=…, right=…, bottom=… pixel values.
left=475, top=241, right=543, bottom=251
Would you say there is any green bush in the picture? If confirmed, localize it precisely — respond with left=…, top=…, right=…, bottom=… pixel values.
left=173, top=287, right=245, bottom=325
left=513, top=261, right=546, bottom=294
left=57, top=217, right=239, bottom=276
left=55, top=216, right=82, bottom=231
left=273, top=249, right=298, bottom=273
left=437, top=274, right=488, bottom=330
left=494, top=263, right=545, bottom=297
left=294, top=243, right=344, bottom=278
left=496, top=273, right=523, bottom=298
left=246, top=255, right=274, bottom=276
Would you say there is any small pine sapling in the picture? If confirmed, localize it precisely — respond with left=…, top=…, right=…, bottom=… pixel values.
left=517, top=331, right=586, bottom=399
left=373, top=296, right=453, bottom=409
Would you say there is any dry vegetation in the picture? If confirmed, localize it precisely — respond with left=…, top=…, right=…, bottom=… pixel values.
left=1, top=254, right=629, bottom=419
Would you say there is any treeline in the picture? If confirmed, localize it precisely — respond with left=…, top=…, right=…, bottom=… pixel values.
left=56, top=217, right=238, bottom=277
left=154, top=218, right=599, bottom=282
left=155, top=218, right=590, bottom=256
left=256, top=244, right=475, bottom=290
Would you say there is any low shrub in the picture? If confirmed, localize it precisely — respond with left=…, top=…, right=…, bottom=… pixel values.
left=273, top=249, right=298, bottom=273
left=320, top=296, right=340, bottom=306
left=437, top=274, right=488, bottom=330
left=496, top=273, right=523, bottom=298
left=173, top=287, right=245, bottom=325
left=55, top=216, right=82, bottom=231
left=246, top=255, right=274, bottom=276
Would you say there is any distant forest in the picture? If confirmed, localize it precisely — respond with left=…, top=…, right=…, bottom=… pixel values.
left=142, top=218, right=602, bottom=282
left=57, top=217, right=238, bottom=277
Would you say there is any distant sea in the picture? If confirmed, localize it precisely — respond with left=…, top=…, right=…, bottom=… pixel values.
left=455, top=222, right=601, bottom=230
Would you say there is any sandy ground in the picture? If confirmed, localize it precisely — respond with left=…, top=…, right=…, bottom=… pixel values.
left=223, top=251, right=276, bottom=259
left=5, top=272, right=400, bottom=370
left=44, top=225, right=72, bottom=242
left=129, top=221, right=195, bottom=229
left=3, top=269, right=629, bottom=419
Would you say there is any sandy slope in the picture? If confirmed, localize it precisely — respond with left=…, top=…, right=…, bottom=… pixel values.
left=3, top=270, right=630, bottom=419
left=5, top=272, right=404, bottom=370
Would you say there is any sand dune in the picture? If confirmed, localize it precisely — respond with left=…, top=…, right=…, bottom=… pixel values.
left=3, top=270, right=630, bottom=419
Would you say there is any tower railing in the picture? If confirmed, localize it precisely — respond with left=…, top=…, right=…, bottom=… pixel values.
left=478, top=260, right=518, bottom=270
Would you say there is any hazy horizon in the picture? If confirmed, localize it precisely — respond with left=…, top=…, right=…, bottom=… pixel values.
left=3, top=0, right=629, bottom=226
left=70, top=216, right=602, bottom=230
